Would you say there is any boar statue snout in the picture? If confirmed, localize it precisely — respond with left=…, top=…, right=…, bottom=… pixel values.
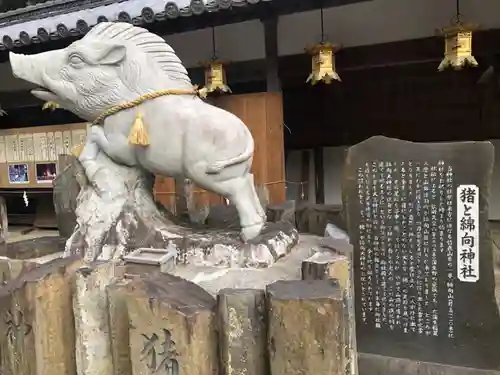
left=10, top=51, right=60, bottom=104
left=10, top=52, right=41, bottom=84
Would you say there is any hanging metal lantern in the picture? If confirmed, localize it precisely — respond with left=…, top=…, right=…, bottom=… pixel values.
left=306, top=42, right=341, bottom=85
left=305, top=5, right=341, bottom=85
left=42, top=101, right=61, bottom=111
left=201, top=59, right=231, bottom=94
left=437, top=0, right=478, bottom=71
left=199, top=27, right=231, bottom=96
left=438, top=22, right=478, bottom=71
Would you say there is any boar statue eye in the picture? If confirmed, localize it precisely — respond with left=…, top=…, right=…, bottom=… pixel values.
left=69, top=54, right=85, bottom=67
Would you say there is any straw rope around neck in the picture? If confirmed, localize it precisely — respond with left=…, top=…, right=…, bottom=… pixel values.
left=70, top=86, right=207, bottom=156
left=87, top=86, right=208, bottom=148
left=92, top=87, right=206, bottom=126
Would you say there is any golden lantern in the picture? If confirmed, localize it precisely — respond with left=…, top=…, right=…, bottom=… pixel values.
left=42, top=101, right=61, bottom=111
left=306, top=42, right=341, bottom=85
left=437, top=0, right=478, bottom=71
left=438, top=23, right=478, bottom=71
left=200, top=27, right=231, bottom=96
left=305, top=6, right=341, bottom=85
left=201, top=59, right=231, bottom=94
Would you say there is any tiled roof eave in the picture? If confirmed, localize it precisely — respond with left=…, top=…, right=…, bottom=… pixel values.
left=0, top=0, right=271, bottom=51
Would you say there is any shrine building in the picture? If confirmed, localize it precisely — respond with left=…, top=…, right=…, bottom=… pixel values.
left=0, top=0, right=499, bottom=225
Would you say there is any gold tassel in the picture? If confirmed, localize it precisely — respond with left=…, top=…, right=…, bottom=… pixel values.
left=71, top=142, right=84, bottom=157
left=128, top=112, right=150, bottom=146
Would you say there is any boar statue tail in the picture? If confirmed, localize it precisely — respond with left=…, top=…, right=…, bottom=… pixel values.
left=206, top=135, right=254, bottom=174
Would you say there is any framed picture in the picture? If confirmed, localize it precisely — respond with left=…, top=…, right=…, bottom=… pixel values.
left=35, top=162, right=57, bottom=184
left=8, top=163, right=29, bottom=184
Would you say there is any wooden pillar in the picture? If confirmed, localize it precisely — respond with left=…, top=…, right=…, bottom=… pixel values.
left=314, top=147, right=325, bottom=204
left=267, top=280, right=346, bottom=375
left=300, top=150, right=310, bottom=202
left=217, top=289, right=267, bottom=375
left=174, top=177, right=189, bottom=219
left=263, top=15, right=281, bottom=93
left=122, top=274, right=218, bottom=375
left=0, top=256, right=83, bottom=375
left=301, top=250, right=358, bottom=375
left=260, top=14, right=286, bottom=204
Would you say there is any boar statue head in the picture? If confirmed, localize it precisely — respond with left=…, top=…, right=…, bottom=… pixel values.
left=10, top=22, right=192, bottom=121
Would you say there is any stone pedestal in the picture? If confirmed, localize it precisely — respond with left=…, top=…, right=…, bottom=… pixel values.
left=107, top=275, right=135, bottom=375
left=121, top=273, right=218, bottom=375
left=0, top=255, right=82, bottom=375
left=73, top=261, right=126, bottom=375
left=64, top=155, right=297, bottom=268
left=217, top=288, right=267, bottom=375
left=0, top=258, right=37, bottom=284
left=301, top=250, right=357, bottom=375
left=267, top=280, right=346, bottom=375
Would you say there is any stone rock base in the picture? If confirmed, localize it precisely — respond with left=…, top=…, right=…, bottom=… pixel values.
left=64, top=155, right=298, bottom=268
left=121, top=221, right=299, bottom=269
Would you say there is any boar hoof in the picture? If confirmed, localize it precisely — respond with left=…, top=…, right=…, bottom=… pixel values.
left=241, top=221, right=265, bottom=242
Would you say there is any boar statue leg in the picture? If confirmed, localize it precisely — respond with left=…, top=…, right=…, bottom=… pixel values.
left=89, top=125, right=137, bottom=167
left=247, top=172, right=266, bottom=218
left=186, top=162, right=266, bottom=241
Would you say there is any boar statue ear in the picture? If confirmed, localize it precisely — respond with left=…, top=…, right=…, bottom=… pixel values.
left=86, top=42, right=127, bottom=65
left=98, top=43, right=126, bottom=65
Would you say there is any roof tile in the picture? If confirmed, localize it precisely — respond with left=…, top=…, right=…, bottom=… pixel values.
left=0, top=0, right=271, bottom=50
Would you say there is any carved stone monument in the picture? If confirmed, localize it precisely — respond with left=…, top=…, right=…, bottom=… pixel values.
left=9, top=22, right=297, bottom=265
left=343, top=136, right=500, bottom=373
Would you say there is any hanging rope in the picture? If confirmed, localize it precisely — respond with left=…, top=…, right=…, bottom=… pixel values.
left=211, top=26, right=217, bottom=59
left=320, top=5, right=325, bottom=43
left=455, top=0, right=462, bottom=23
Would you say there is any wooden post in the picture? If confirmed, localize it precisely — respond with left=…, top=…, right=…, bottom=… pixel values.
left=107, top=275, right=135, bottom=375
left=0, top=258, right=37, bottom=285
left=300, top=150, right=311, bottom=201
left=122, top=273, right=218, bottom=375
left=53, top=154, right=80, bottom=240
left=0, top=197, right=7, bottom=256
left=73, top=261, right=126, bottom=375
left=301, top=250, right=358, bottom=375
left=267, top=280, right=346, bottom=375
left=174, top=177, right=188, bottom=218
left=263, top=15, right=281, bottom=93
left=314, top=147, right=325, bottom=204
left=0, top=255, right=82, bottom=375
left=217, top=288, right=267, bottom=375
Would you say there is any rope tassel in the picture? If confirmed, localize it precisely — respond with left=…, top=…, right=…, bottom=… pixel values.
left=90, top=87, right=206, bottom=148
left=128, top=112, right=150, bottom=146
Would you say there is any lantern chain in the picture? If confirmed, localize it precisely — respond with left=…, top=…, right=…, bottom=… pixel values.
left=454, top=0, right=462, bottom=24
left=320, top=6, right=325, bottom=43
left=211, top=27, right=217, bottom=60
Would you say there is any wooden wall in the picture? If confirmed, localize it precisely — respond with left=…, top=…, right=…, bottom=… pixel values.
left=154, top=92, right=286, bottom=212
left=282, top=62, right=500, bottom=150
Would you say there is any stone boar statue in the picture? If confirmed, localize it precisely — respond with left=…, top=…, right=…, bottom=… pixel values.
left=10, top=22, right=266, bottom=240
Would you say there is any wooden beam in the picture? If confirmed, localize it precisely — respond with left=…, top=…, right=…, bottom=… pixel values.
left=0, top=90, right=43, bottom=109
left=262, top=15, right=281, bottom=92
